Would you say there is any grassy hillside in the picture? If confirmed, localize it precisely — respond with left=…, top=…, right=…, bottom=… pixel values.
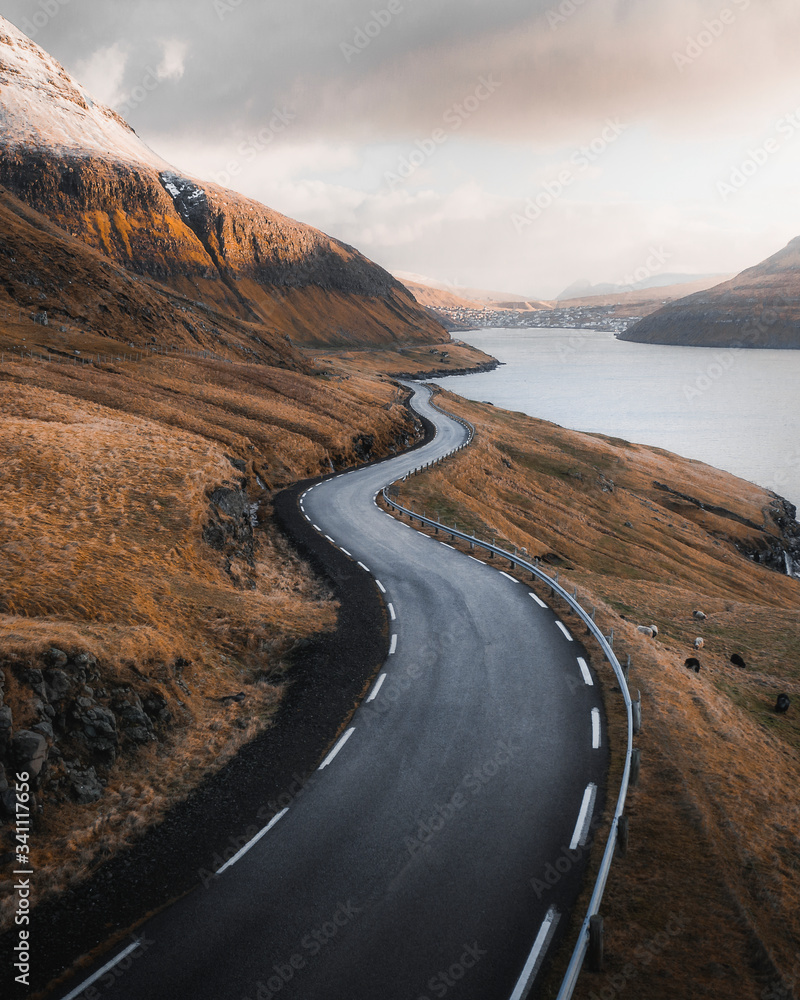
left=382, top=387, right=800, bottom=1000
left=0, top=342, right=424, bottom=923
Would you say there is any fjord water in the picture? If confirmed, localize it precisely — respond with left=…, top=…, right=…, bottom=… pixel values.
left=433, top=329, right=800, bottom=511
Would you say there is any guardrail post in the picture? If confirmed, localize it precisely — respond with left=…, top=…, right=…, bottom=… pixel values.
left=632, top=690, right=642, bottom=735
left=617, top=814, right=629, bottom=856
left=623, top=655, right=631, bottom=684
left=630, top=748, right=641, bottom=786
left=588, top=914, right=604, bottom=972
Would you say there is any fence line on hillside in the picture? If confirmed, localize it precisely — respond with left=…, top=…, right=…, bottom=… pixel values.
left=0, top=344, right=233, bottom=366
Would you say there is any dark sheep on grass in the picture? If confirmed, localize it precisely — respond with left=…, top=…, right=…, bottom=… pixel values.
left=730, top=654, right=746, bottom=669
left=684, top=657, right=701, bottom=673
left=775, top=694, right=791, bottom=714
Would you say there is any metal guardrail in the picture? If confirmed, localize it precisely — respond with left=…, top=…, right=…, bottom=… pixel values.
left=382, top=396, right=635, bottom=999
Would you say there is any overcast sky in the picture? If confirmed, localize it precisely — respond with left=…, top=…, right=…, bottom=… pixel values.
left=6, top=0, right=800, bottom=297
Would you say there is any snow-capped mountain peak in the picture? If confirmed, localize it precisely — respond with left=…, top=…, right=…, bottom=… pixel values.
left=0, top=14, right=169, bottom=169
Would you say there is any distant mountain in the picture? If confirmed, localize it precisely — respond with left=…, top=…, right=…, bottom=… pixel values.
left=556, top=273, right=730, bottom=301
left=0, top=16, right=445, bottom=354
left=394, top=271, right=546, bottom=306
left=621, top=239, right=800, bottom=349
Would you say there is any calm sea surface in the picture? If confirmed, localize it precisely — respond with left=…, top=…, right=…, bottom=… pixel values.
left=433, top=329, right=800, bottom=512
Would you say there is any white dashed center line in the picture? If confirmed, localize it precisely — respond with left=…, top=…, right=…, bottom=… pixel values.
left=591, top=708, right=601, bottom=749
left=556, top=621, right=574, bottom=642
left=366, top=673, right=387, bottom=702
left=389, top=634, right=397, bottom=655
left=318, top=728, right=355, bottom=770
left=577, top=657, right=593, bottom=686
left=388, top=603, right=396, bottom=621
left=570, top=783, right=597, bottom=850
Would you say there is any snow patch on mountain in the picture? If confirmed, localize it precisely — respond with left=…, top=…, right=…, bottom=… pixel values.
left=0, top=14, right=170, bottom=170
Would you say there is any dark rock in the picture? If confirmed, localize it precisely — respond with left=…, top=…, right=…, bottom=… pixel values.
left=113, top=696, right=155, bottom=743
left=224, top=454, right=247, bottom=473
left=47, top=648, right=68, bottom=668
left=142, top=691, right=170, bottom=724
left=24, top=668, right=47, bottom=699
left=775, top=694, right=791, bottom=714
left=0, top=704, right=12, bottom=754
left=32, top=721, right=54, bottom=741
left=0, top=762, right=7, bottom=791
left=220, top=692, right=246, bottom=704
left=68, top=766, right=103, bottom=804
left=10, top=730, right=48, bottom=778
left=684, top=657, right=701, bottom=672
left=44, top=669, right=72, bottom=702
left=0, top=787, right=19, bottom=820
left=73, top=652, right=98, bottom=673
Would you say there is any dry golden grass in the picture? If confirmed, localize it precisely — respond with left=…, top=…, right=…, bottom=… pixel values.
left=389, top=389, right=800, bottom=998
left=0, top=344, right=422, bottom=920
left=312, top=339, right=496, bottom=378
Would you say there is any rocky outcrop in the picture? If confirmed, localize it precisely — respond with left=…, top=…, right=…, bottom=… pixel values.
left=203, top=486, right=257, bottom=589
left=653, top=482, right=800, bottom=577
left=0, top=648, right=174, bottom=823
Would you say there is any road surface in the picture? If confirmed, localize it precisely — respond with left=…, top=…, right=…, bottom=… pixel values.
left=58, top=384, right=608, bottom=1000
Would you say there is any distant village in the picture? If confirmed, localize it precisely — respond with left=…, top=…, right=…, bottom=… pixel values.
left=430, top=304, right=643, bottom=335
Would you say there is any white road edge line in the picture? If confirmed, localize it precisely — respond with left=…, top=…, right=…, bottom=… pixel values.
left=529, top=592, right=547, bottom=608
left=216, top=808, right=289, bottom=875
left=375, top=579, right=386, bottom=593
left=388, top=603, right=396, bottom=621
left=318, top=728, right=355, bottom=770
left=358, top=561, right=370, bottom=573
left=312, top=524, right=321, bottom=532
left=325, top=535, right=335, bottom=544
left=389, top=634, right=397, bottom=655
left=61, top=941, right=143, bottom=1000
left=366, top=673, right=387, bottom=702
left=556, top=621, right=574, bottom=642
left=578, top=657, right=593, bottom=686
left=468, top=554, right=482, bottom=563
left=441, top=542, right=454, bottom=549
left=592, top=708, right=601, bottom=749
left=509, top=906, right=560, bottom=1000
left=500, top=571, right=519, bottom=583
left=340, top=547, right=352, bottom=557
left=570, top=783, right=598, bottom=851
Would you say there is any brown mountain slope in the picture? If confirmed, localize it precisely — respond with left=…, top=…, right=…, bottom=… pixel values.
left=0, top=184, right=307, bottom=366
left=621, top=238, right=800, bottom=348
left=0, top=16, right=446, bottom=351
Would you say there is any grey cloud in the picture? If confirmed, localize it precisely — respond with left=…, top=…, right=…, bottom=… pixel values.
left=5, top=0, right=799, bottom=148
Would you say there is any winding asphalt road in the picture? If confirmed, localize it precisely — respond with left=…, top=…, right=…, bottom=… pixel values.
left=58, top=384, right=608, bottom=1000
